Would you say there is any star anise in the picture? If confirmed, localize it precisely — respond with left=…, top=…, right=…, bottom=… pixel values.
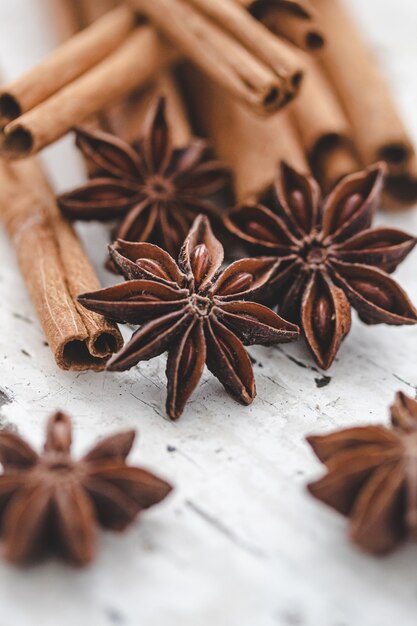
left=57, top=96, right=231, bottom=257
left=78, top=215, right=299, bottom=419
left=307, top=392, right=417, bottom=555
left=0, top=412, right=172, bottom=565
left=225, top=162, right=417, bottom=369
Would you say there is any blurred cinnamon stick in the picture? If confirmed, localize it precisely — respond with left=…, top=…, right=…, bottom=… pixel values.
left=291, top=57, right=359, bottom=193
left=0, top=158, right=123, bottom=370
left=183, top=65, right=308, bottom=201
left=314, top=0, right=415, bottom=178
left=128, top=0, right=304, bottom=114
left=0, top=6, right=135, bottom=127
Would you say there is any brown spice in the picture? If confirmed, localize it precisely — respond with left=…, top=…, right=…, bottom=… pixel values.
left=307, top=392, right=417, bottom=555
left=0, top=412, right=172, bottom=565
left=78, top=215, right=299, bottom=419
left=58, top=96, right=231, bottom=258
left=0, top=26, right=178, bottom=159
left=0, top=6, right=135, bottom=127
left=225, top=162, right=417, bottom=369
left=182, top=63, right=309, bottom=202
left=128, top=0, right=304, bottom=114
left=0, top=158, right=123, bottom=370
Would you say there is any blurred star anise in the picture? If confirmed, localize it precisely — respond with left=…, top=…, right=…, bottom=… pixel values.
left=308, top=392, right=417, bottom=555
left=0, top=412, right=172, bottom=566
left=79, top=215, right=299, bottom=419
left=58, top=97, right=231, bottom=257
left=225, top=162, right=417, bottom=369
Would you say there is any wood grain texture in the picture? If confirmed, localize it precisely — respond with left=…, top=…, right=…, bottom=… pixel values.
left=0, top=0, right=416, bottom=625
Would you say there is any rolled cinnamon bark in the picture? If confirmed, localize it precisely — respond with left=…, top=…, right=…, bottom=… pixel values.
left=0, top=159, right=123, bottom=370
left=0, top=27, right=178, bottom=159
left=238, top=0, right=325, bottom=51
left=128, top=0, right=304, bottom=114
left=182, top=65, right=308, bottom=201
left=313, top=0, right=415, bottom=175
left=291, top=57, right=360, bottom=193
left=0, top=6, right=135, bottom=127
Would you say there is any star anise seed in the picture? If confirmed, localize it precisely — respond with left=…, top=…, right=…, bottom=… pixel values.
left=58, top=96, right=231, bottom=257
left=307, top=392, right=417, bottom=555
left=225, top=162, right=417, bottom=369
left=0, top=412, right=172, bottom=565
left=78, top=215, right=300, bottom=419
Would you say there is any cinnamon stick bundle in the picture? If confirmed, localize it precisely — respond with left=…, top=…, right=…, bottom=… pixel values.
left=128, top=0, right=304, bottom=114
left=0, top=6, right=135, bottom=126
left=291, top=57, right=360, bottom=193
left=313, top=0, right=417, bottom=208
left=0, top=159, right=123, bottom=370
left=238, top=0, right=325, bottom=51
left=182, top=65, right=308, bottom=201
left=0, top=27, right=178, bottom=159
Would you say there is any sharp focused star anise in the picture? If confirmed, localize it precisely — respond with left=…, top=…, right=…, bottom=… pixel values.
left=307, top=392, right=417, bottom=555
left=225, top=162, right=417, bottom=369
left=0, top=412, right=172, bottom=565
left=78, top=215, right=299, bottom=419
left=58, top=96, right=231, bottom=257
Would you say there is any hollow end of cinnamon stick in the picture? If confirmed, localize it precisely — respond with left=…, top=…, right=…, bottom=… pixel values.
left=0, top=93, right=22, bottom=127
left=383, top=176, right=417, bottom=211
left=58, top=329, right=123, bottom=371
left=305, top=31, right=325, bottom=50
left=378, top=143, right=411, bottom=169
left=2, top=124, right=33, bottom=159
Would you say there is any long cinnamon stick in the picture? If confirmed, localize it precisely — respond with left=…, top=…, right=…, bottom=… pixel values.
left=182, top=65, right=308, bottom=201
left=291, top=57, right=360, bottom=193
left=0, top=27, right=178, bottom=159
left=0, top=6, right=135, bottom=127
left=0, top=159, right=123, bottom=370
left=128, top=0, right=304, bottom=114
left=314, top=0, right=414, bottom=174
left=238, top=0, right=325, bottom=51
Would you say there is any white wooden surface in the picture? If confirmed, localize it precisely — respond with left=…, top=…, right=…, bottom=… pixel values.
left=0, top=2, right=416, bottom=625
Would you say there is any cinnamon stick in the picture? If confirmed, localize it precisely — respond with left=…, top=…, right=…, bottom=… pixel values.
left=128, top=0, right=304, bottom=114
left=0, top=27, right=178, bottom=159
left=314, top=0, right=415, bottom=175
left=291, top=57, right=360, bottom=193
left=238, top=0, right=325, bottom=51
left=0, top=6, right=135, bottom=127
left=182, top=65, right=308, bottom=201
left=0, top=158, right=123, bottom=370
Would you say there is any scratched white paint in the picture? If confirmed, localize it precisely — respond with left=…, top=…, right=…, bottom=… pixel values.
left=0, top=1, right=416, bottom=625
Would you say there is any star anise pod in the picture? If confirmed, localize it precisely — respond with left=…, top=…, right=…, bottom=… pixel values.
left=225, top=162, right=417, bottom=369
left=78, top=215, right=299, bottom=419
left=307, top=392, right=417, bottom=555
left=0, top=412, right=172, bottom=566
left=57, top=96, right=231, bottom=257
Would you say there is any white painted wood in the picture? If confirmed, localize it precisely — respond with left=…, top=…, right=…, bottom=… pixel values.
left=0, top=2, right=416, bottom=625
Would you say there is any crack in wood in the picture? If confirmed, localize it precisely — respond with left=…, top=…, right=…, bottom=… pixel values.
left=186, top=500, right=266, bottom=559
